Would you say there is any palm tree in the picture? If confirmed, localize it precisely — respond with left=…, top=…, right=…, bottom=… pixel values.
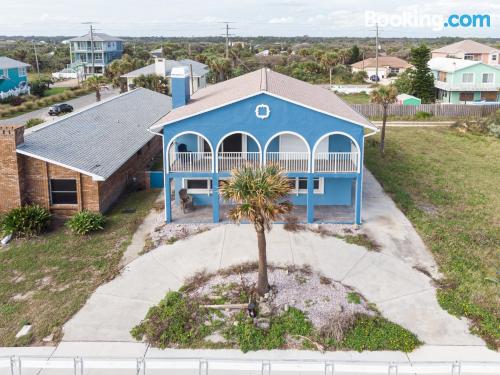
left=220, top=165, right=293, bottom=296
left=105, top=54, right=145, bottom=93
left=133, top=74, right=169, bottom=94
left=370, top=85, right=398, bottom=154
left=84, top=75, right=108, bottom=102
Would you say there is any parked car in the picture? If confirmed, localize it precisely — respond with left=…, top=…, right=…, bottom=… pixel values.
left=369, top=75, right=380, bottom=82
left=48, top=103, right=73, bottom=116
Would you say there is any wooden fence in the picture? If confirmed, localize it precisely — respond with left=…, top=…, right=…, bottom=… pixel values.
left=351, top=103, right=500, bottom=118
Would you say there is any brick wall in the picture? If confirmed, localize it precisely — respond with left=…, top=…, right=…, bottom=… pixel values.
left=0, top=125, right=25, bottom=212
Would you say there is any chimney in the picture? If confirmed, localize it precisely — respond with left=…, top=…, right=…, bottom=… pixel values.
left=154, top=57, right=167, bottom=77
left=0, top=125, right=25, bottom=212
left=171, top=66, right=191, bottom=108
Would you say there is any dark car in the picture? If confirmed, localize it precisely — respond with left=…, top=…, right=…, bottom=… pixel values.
left=48, top=103, right=73, bottom=116
left=369, top=75, right=380, bottom=82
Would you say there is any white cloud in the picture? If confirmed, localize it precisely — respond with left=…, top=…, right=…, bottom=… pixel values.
left=268, top=17, right=295, bottom=24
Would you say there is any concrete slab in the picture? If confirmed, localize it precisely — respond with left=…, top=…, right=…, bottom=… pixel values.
left=407, top=345, right=500, bottom=362
left=52, top=341, right=147, bottom=357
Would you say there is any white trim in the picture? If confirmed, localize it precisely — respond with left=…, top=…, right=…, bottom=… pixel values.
left=182, top=177, right=212, bottom=195
left=241, top=134, right=247, bottom=153
left=16, top=149, right=106, bottom=181
left=264, top=131, right=311, bottom=172
left=288, top=177, right=324, bottom=195
left=166, top=131, right=215, bottom=173
left=311, top=131, right=361, bottom=173
left=215, top=131, right=262, bottom=172
left=461, top=72, right=474, bottom=84
left=150, top=91, right=378, bottom=131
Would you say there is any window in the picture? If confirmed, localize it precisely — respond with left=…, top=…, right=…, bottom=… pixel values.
left=18, top=67, right=27, bottom=77
left=459, top=92, right=474, bottom=102
left=464, top=53, right=474, bottom=60
left=492, top=54, right=497, bottom=61
left=390, top=67, right=400, bottom=74
left=462, top=73, right=474, bottom=83
left=482, top=73, right=494, bottom=84
left=50, top=179, right=78, bottom=205
left=183, top=178, right=212, bottom=194
left=437, top=71, right=447, bottom=82
left=1, top=69, right=9, bottom=78
left=481, top=92, right=497, bottom=102
left=287, top=177, right=323, bottom=194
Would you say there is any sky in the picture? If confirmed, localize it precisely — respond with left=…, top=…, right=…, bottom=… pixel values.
left=2, top=0, right=499, bottom=38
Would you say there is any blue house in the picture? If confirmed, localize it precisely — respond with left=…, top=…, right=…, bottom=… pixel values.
left=0, top=57, right=30, bottom=97
left=150, top=68, right=378, bottom=225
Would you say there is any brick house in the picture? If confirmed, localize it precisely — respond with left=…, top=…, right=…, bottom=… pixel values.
left=0, top=88, right=171, bottom=216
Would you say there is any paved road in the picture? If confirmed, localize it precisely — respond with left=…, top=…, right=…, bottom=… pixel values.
left=0, top=87, right=120, bottom=126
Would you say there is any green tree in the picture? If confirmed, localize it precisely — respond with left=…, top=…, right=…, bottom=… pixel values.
left=394, top=68, right=414, bottom=94
left=133, top=74, right=169, bottom=94
left=409, top=45, right=435, bottom=103
left=220, top=166, right=292, bottom=296
left=206, top=56, right=232, bottom=82
left=349, top=45, right=361, bottom=64
left=83, top=75, right=108, bottom=102
left=370, top=85, right=398, bottom=155
left=105, top=54, right=146, bottom=93
left=30, top=77, right=53, bottom=97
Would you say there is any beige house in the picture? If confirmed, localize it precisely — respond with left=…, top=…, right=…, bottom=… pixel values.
left=431, top=40, right=500, bottom=66
left=351, top=56, right=411, bottom=79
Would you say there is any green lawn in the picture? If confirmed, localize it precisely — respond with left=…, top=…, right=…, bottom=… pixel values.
left=365, top=127, right=500, bottom=348
left=338, top=92, right=371, bottom=104
left=43, top=87, right=69, bottom=97
left=0, top=190, right=158, bottom=346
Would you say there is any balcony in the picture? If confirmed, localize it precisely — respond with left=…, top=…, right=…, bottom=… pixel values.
left=265, top=152, right=309, bottom=172
left=313, top=152, right=359, bottom=173
left=170, top=152, right=212, bottom=172
left=434, top=80, right=499, bottom=92
left=218, top=152, right=260, bottom=172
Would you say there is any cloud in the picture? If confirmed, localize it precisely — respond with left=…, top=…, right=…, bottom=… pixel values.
left=268, top=17, right=295, bottom=24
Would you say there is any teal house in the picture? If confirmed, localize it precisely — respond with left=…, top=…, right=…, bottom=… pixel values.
left=0, top=57, right=30, bottom=97
left=150, top=68, right=378, bottom=225
left=429, top=57, right=500, bottom=103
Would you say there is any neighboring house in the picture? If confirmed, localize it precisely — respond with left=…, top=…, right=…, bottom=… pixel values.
left=150, top=68, right=378, bottom=225
left=431, top=39, right=500, bottom=66
left=0, top=57, right=30, bottom=97
left=122, top=57, right=209, bottom=94
left=68, top=33, right=124, bottom=76
left=428, top=57, right=500, bottom=103
left=351, top=56, right=411, bottom=79
left=0, top=88, right=171, bottom=216
left=396, top=94, right=421, bottom=106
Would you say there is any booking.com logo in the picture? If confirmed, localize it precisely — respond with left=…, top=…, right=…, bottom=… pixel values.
left=365, top=10, right=491, bottom=31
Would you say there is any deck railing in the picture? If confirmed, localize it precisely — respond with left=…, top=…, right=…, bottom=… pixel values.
left=265, top=152, right=310, bottom=172
left=218, top=152, right=260, bottom=171
left=170, top=152, right=212, bottom=172
left=314, top=152, right=359, bottom=173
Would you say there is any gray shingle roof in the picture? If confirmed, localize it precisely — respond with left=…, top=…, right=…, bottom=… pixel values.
left=122, top=59, right=208, bottom=78
left=432, top=39, right=499, bottom=54
left=17, top=88, right=171, bottom=180
left=151, top=68, right=376, bottom=130
left=68, top=33, right=123, bottom=42
left=0, top=56, right=30, bottom=70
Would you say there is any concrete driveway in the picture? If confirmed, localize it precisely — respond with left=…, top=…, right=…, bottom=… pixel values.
left=62, top=171, right=483, bottom=347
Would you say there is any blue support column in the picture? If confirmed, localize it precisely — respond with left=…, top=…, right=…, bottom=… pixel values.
left=165, top=175, right=172, bottom=223
left=355, top=173, right=362, bottom=225
left=212, top=174, right=220, bottom=223
left=306, top=174, right=314, bottom=223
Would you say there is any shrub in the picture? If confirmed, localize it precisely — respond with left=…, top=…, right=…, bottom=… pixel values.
left=25, top=118, right=45, bottom=128
left=66, top=211, right=105, bottom=235
left=24, top=102, right=35, bottom=110
left=9, top=96, right=25, bottom=106
left=414, top=111, right=432, bottom=120
left=0, top=204, right=51, bottom=237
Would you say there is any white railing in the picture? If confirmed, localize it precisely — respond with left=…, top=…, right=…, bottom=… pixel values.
left=218, top=152, right=260, bottom=171
left=266, top=152, right=310, bottom=172
left=314, top=152, right=359, bottom=173
left=170, top=152, right=212, bottom=172
left=1, top=356, right=499, bottom=375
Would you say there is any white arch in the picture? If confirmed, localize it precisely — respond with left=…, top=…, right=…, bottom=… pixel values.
left=166, top=131, right=215, bottom=173
left=215, top=131, right=263, bottom=172
left=264, top=131, right=312, bottom=172
left=311, top=131, right=361, bottom=173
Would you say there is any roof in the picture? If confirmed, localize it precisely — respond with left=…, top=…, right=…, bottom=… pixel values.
left=16, top=88, right=171, bottom=181
left=0, top=56, right=30, bottom=70
left=122, top=59, right=208, bottom=79
left=397, top=94, right=420, bottom=101
left=351, top=56, right=411, bottom=69
left=432, top=40, right=500, bottom=55
left=68, top=33, right=123, bottom=42
left=428, top=57, right=481, bottom=73
left=151, top=68, right=376, bottom=131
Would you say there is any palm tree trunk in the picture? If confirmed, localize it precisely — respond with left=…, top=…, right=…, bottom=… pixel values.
left=96, top=88, right=101, bottom=102
left=256, top=228, right=270, bottom=296
left=380, top=105, right=387, bottom=155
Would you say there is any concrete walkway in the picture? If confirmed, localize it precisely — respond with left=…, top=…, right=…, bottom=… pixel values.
left=62, top=172, right=483, bottom=348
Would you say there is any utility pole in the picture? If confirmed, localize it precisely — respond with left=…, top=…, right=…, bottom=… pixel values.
left=219, top=21, right=235, bottom=59
left=375, top=23, right=379, bottom=81
left=32, top=40, right=40, bottom=78
left=82, top=22, right=98, bottom=78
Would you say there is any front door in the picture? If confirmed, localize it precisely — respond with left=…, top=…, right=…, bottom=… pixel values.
left=222, top=134, right=242, bottom=152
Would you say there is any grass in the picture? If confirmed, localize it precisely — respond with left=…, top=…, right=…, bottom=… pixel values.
left=365, top=127, right=500, bottom=349
left=43, top=87, right=69, bottom=97
left=0, top=190, right=158, bottom=346
left=338, top=92, right=371, bottom=104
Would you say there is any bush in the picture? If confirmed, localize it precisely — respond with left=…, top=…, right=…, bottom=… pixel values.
left=25, top=118, right=45, bottom=128
left=0, top=204, right=51, bottom=237
left=414, top=111, right=432, bottom=120
left=24, top=102, right=35, bottom=110
left=9, top=96, right=25, bottom=106
left=66, top=211, right=105, bottom=235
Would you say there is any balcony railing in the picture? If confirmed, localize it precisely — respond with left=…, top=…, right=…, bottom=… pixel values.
left=218, top=152, right=260, bottom=171
left=314, top=152, right=359, bottom=173
left=434, top=80, right=499, bottom=92
left=265, top=152, right=309, bottom=172
left=170, top=152, right=212, bottom=172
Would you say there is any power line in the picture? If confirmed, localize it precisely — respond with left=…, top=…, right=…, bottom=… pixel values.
left=82, top=21, right=99, bottom=77
left=219, top=21, right=236, bottom=59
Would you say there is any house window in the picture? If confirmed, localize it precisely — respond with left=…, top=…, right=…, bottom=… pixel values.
left=183, top=178, right=212, bottom=194
left=437, top=71, right=447, bottom=82
left=1, top=69, right=9, bottom=78
left=464, top=53, right=474, bottom=60
left=50, top=179, right=78, bottom=205
left=287, top=177, right=324, bottom=194
left=390, top=67, right=400, bottom=74
left=18, top=67, right=27, bottom=77
left=459, top=92, right=474, bottom=102
left=462, top=73, right=474, bottom=83
left=481, top=92, right=497, bottom=102
left=482, top=73, right=494, bottom=84
left=492, top=54, right=497, bottom=61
